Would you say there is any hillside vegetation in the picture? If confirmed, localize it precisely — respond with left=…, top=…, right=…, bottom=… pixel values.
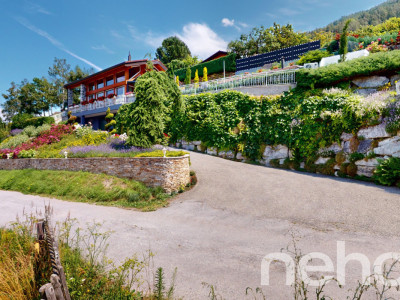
left=319, top=0, right=400, bottom=32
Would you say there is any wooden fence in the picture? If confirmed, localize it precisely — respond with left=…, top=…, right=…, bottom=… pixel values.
left=36, top=209, right=71, bottom=300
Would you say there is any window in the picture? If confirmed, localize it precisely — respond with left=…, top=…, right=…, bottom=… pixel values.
left=106, top=89, right=114, bottom=96
left=97, top=79, right=104, bottom=89
left=97, top=92, right=104, bottom=98
left=89, top=83, right=95, bottom=91
left=116, top=86, right=125, bottom=96
left=116, top=72, right=125, bottom=83
left=106, top=76, right=114, bottom=86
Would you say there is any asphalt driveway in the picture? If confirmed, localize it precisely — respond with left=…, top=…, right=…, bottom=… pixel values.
left=1, top=151, right=400, bottom=299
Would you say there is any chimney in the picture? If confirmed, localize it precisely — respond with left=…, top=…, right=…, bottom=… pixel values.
left=128, top=51, right=131, bottom=61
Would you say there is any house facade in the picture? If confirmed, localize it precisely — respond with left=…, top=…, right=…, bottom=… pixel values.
left=63, top=57, right=167, bottom=129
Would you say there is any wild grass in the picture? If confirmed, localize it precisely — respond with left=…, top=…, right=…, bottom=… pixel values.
left=0, top=169, right=170, bottom=211
left=0, top=214, right=51, bottom=300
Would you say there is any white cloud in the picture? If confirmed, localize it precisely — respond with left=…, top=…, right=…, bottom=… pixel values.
left=15, top=17, right=102, bottom=71
left=25, top=2, right=53, bottom=15
left=222, top=18, right=235, bottom=27
left=279, top=8, right=301, bottom=16
left=176, top=23, right=228, bottom=58
left=91, top=44, right=115, bottom=54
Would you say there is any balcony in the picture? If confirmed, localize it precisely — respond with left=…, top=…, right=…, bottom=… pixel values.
left=64, top=94, right=136, bottom=117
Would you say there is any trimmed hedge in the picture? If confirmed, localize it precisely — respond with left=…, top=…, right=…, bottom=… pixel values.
left=11, top=114, right=55, bottom=129
left=174, top=53, right=236, bottom=80
left=297, top=50, right=400, bottom=88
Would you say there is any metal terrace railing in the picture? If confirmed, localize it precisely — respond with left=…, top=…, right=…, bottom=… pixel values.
left=179, top=69, right=298, bottom=95
left=65, top=94, right=136, bottom=116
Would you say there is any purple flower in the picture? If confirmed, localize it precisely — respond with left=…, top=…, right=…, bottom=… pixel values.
left=10, top=129, right=23, bottom=136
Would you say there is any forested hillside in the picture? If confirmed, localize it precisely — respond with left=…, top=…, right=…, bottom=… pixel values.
left=319, top=0, right=400, bottom=32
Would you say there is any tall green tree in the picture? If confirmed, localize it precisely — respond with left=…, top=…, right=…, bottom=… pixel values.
left=184, top=67, right=191, bottom=85
left=116, top=71, right=182, bottom=147
left=339, top=19, right=352, bottom=62
left=156, top=36, right=191, bottom=64
left=1, top=81, right=21, bottom=121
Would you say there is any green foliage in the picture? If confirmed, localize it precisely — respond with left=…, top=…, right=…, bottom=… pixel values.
left=118, top=71, right=181, bottom=147
left=175, top=53, right=236, bottom=81
left=155, top=36, right=191, bottom=64
left=228, top=23, right=310, bottom=58
left=67, top=111, right=77, bottom=125
left=18, top=149, right=38, bottom=158
left=297, top=50, right=400, bottom=89
left=22, top=124, right=51, bottom=138
left=297, top=50, right=333, bottom=65
left=184, top=67, right=191, bottom=85
left=169, top=89, right=383, bottom=162
left=105, top=108, right=116, bottom=134
left=0, top=134, right=30, bottom=149
left=374, top=157, right=400, bottom=186
left=135, top=150, right=188, bottom=158
left=154, top=267, right=165, bottom=300
left=11, top=113, right=34, bottom=129
left=0, top=169, right=169, bottom=210
left=339, top=19, right=352, bottom=62
left=346, top=162, right=358, bottom=177
left=319, top=1, right=400, bottom=33
left=349, top=152, right=365, bottom=163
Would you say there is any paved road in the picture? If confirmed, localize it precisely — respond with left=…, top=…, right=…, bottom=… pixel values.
left=1, top=152, right=400, bottom=299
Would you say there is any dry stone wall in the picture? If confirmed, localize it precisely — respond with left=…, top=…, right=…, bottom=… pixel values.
left=0, top=156, right=190, bottom=194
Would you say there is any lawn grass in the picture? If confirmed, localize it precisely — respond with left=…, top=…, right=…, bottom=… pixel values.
left=0, top=169, right=170, bottom=211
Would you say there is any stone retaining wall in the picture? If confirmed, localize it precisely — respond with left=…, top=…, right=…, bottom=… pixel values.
left=0, top=156, right=190, bottom=194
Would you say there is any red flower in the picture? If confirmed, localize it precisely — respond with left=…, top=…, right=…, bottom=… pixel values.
left=89, top=99, right=95, bottom=104
left=163, top=133, right=170, bottom=138
left=107, top=94, right=115, bottom=99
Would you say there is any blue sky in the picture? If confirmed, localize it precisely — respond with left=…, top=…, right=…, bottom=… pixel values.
left=0, top=0, right=386, bottom=108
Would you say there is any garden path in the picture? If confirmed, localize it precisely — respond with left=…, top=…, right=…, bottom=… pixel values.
left=1, top=151, right=400, bottom=299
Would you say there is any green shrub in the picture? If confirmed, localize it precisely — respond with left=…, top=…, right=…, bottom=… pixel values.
left=346, top=163, right=358, bottom=177
left=18, top=149, right=38, bottom=158
left=349, top=152, right=365, bottom=163
left=175, top=53, right=236, bottom=80
left=11, top=114, right=54, bottom=129
left=297, top=50, right=333, bottom=65
left=374, top=157, right=400, bottom=186
left=297, top=50, right=400, bottom=89
left=11, top=114, right=34, bottom=129
left=0, top=134, right=30, bottom=149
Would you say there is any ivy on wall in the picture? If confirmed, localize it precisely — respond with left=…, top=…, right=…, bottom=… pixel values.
left=168, top=89, right=385, bottom=162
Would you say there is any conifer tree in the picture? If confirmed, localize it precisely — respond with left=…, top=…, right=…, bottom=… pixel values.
left=203, top=67, right=208, bottom=82
left=184, top=67, right=191, bottom=85
left=339, top=19, right=352, bottom=62
left=105, top=107, right=116, bottom=134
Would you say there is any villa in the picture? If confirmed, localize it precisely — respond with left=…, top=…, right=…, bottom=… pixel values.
left=63, top=54, right=167, bottom=129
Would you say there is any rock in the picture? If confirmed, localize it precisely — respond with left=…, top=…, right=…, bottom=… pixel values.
left=279, top=158, right=286, bottom=165
left=334, top=164, right=341, bottom=170
left=340, top=133, right=353, bottom=141
left=355, top=158, right=380, bottom=177
left=187, top=145, right=195, bottom=151
left=357, top=139, right=373, bottom=154
left=315, top=157, right=330, bottom=165
left=236, top=152, right=245, bottom=160
left=390, top=74, right=400, bottom=86
left=300, top=162, right=305, bottom=169
left=319, top=143, right=342, bottom=154
left=207, top=147, right=217, bottom=156
left=355, top=89, right=378, bottom=96
left=263, top=145, right=289, bottom=161
left=218, top=151, right=226, bottom=158
left=342, top=141, right=351, bottom=153
left=358, top=124, right=390, bottom=139
left=225, top=151, right=234, bottom=159
left=192, top=141, right=202, bottom=146
left=352, top=76, right=389, bottom=88
left=374, top=137, right=400, bottom=157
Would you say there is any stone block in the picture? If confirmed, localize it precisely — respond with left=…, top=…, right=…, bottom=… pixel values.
left=357, top=139, right=373, bottom=154
left=319, top=143, right=342, bottom=154
left=207, top=147, right=217, bottom=156
left=374, top=137, right=400, bottom=157
left=352, top=76, right=389, bottom=88
left=236, top=152, right=245, bottom=160
left=355, top=158, right=380, bottom=177
left=358, top=124, right=390, bottom=139
left=340, top=132, right=353, bottom=141
left=315, top=157, right=330, bottom=165
left=225, top=151, right=234, bottom=159
left=263, top=145, right=289, bottom=161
